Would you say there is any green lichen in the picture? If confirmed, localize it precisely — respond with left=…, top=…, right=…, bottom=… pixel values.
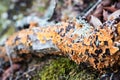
left=32, top=57, right=99, bottom=80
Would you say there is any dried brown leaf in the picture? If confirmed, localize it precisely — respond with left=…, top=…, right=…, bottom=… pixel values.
left=93, top=4, right=103, bottom=18
left=103, top=6, right=117, bottom=12
left=108, top=9, right=120, bottom=20
left=101, top=0, right=112, bottom=6
left=103, top=10, right=108, bottom=21
left=2, top=64, right=20, bottom=80
left=116, top=2, right=120, bottom=9
left=89, top=15, right=102, bottom=28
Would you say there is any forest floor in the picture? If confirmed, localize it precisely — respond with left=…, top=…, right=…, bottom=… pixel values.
left=0, top=0, right=120, bottom=80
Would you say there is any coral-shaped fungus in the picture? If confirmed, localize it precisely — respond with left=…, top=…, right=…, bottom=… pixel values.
left=0, top=17, right=120, bottom=72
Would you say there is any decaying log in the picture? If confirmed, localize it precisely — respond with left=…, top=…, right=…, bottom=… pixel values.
left=0, top=16, right=120, bottom=72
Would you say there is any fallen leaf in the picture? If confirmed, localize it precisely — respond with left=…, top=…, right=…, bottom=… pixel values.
left=93, top=4, right=103, bottom=18
left=103, top=6, right=117, bottom=12
left=101, top=0, right=112, bottom=6
left=108, top=9, right=120, bottom=20
left=103, top=10, right=108, bottom=21
left=89, top=15, right=102, bottom=28
left=2, top=64, right=20, bottom=80
left=116, top=2, right=120, bottom=9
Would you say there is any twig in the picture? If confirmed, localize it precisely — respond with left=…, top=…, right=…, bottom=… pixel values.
left=5, top=46, right=13, bottom=80
left=43, top=0, right=56, bottom=20
left=2, top=64, right=20, bottom=80
left=110, top=73, right=114, bottom=80
left=82, top=0, right=102, bottom=18
left=15, top=66, right=36, bottom=80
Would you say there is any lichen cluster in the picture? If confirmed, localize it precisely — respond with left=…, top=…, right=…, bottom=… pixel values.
left=0, top=17, right=120, bottom=73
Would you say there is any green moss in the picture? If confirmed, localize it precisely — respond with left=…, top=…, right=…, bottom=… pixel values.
left=0, top=26, right=15, bottom=42
left=5, top=26, right=15, bottom=36
left=32, top=57, right=99, bottom=80
left=38, top=7, right=46, bottom=12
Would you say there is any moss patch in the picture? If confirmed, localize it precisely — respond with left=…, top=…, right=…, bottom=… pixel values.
left=0, top=26, right=15, bottom=38
left=32, top=57, right=99, bottom=80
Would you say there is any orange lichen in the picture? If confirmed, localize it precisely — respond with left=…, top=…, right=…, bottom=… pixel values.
left=0, top=17, right=120, bottom=73
left=117, top=22, right=120, bottom=35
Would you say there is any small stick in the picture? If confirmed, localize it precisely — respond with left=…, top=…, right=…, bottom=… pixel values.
left=5, top=46, right=13, bottom=80
left=82, top=0, right=102, bottom=18
left=110, top=73, right=114, bottom=80
left=15, top=66, right=36, bottom=80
